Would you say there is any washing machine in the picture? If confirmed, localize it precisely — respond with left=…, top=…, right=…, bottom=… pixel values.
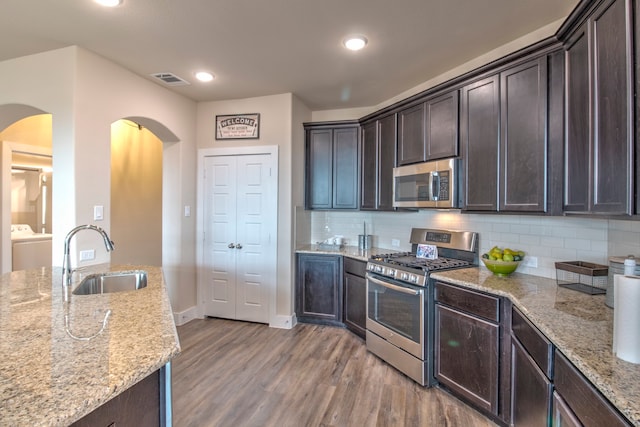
left=11, top=224, right=52, bottom=271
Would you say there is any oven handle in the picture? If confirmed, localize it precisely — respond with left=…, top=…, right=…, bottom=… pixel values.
left=366, top=274, right=421, bottom=296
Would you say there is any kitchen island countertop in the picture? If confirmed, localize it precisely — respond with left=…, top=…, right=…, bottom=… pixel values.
left=431, top=267, right=640, bottom=426
left=0, top=264, right=181, bottom=426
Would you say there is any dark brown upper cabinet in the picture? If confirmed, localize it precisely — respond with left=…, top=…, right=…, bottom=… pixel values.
left=397, top=89, right=459, bottom=166
left=460, top=75, right=500, bottom=211
left=426, top=90, right=459, bottom=160
left=461, top=56, right=550, bottom=213
left=500, top=57, right=548, bottom=212
left=305, top=122, right=360, bottom=210
left=360, top=114, right=396, bottom=211
left=564, top=0, right=634, bottom=215
left=397, top=103, right=426, bottom=165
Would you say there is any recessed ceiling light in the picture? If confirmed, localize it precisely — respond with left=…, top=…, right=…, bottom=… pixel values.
left=95, top=0, right=122, bottom=6
left=343, top=35, right=368, bottom=51
left=195, top=71, right=215, bottom=82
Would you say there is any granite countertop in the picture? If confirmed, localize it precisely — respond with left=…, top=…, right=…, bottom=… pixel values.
left=431, top=268, right=640, bottom=426
left=0, top=264, right=181, bottom=426
left=296, top=244, right=395, bottom=262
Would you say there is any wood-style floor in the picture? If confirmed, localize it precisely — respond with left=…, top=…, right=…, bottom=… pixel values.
left=173, top=318, right=497, bottom=427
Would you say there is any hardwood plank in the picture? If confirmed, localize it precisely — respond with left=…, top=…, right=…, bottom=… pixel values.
left=173, top=318, right=497, bottom=427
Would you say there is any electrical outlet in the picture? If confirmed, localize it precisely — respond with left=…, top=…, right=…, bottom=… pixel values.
left=79, top=249, right=95, bottom=261
left=521, top=256, right=538, bottom=268
left=391, top=239, right=400, bottom=247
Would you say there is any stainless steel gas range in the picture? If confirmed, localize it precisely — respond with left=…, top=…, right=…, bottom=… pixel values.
left=365, top=228, right=478, bottom=386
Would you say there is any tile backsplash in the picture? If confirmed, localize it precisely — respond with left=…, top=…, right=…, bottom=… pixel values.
left=295, top=207, right=640, bottom=279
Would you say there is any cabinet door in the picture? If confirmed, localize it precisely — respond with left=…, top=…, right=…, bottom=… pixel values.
left=591, top=0, right=632, bottom=214
left=564, top=0, right=633, bottom=215
left=435, top=303, right=499, bottom=415
left=460, top=75, right=500, bottom=211
left=564, top=25, right=590, bottom=212
left=361, top=115, right=396, bottom=211
left=377, top=114, right=397, bottom=210
left=333, top=127, right=359, bottom=209
left=511, top=337, right=552, bottom=427
left=360, top=121, right=378, bottom=210
left=343, top=272, right=366, bottom=338
left=306, top=129, right=333, bottom=209
left=426, top=90, right=459, bottom=160
left=296, top=254, right=343, bottom=324
left=500, top=58, right=547, bottom=212
left=397, top=103, right=426, bottom=165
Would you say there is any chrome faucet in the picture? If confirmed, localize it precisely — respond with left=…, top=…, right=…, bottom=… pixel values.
left=62, top=224, right=115, bottom=301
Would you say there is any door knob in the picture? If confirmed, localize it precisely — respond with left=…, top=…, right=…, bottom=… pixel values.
left=235, top=243, right=243, bottom=249
left=228, top=243, right=235, bottom=249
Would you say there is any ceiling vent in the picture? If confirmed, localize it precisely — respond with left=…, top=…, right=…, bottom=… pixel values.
left=150, top=72, right=190, bottom=86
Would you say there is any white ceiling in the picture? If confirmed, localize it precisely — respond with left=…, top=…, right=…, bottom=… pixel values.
left=0, top=0, right=579, bottom=111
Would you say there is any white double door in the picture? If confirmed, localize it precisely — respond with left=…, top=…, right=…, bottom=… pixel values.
left=202, top=152, right=276, bottom=324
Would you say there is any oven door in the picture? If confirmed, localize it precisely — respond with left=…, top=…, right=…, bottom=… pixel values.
left=366, top=273, right=425, bottom=359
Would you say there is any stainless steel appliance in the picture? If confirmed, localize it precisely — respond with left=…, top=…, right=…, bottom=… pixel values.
left=366, top=228, right=478, bottom=386
left=392, top=159, right=457, bottom=208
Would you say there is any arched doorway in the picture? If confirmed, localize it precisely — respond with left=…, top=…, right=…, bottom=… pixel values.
left=0, top=104, right=52, bottom=273
left=110, top=116, right=180, bottom=267
left=110, top=119, right=163, bottom=266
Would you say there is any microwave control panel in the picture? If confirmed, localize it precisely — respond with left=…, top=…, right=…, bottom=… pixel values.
left=435, top=171, right=450, bottom=201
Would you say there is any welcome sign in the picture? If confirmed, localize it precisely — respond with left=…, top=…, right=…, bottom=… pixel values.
left=216, top=113, right=260, bottom=139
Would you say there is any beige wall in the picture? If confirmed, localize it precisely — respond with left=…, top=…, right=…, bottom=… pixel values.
left=196, top=93, right=311, bottom=326
left=110, top=120, right=163, bottom=266
left=0, top=46, right=198, bottom=313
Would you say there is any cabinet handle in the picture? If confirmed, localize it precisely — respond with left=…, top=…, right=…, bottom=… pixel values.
left=236, top=243, right=243, bottom=249
left=228, top=243, right=235, bottom=249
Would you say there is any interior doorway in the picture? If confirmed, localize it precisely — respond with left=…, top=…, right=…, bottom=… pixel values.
left=110, top=119, right=163, bottom=266
left=0, top=113, right=53, bottom=273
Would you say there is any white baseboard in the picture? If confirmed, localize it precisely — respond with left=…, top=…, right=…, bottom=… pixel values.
left=270, top=314, right=297, bottom=329
left=173, top=306, right=198, bottom=326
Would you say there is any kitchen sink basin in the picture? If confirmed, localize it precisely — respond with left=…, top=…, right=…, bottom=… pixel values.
left=72, top=271, right=148, bottom=295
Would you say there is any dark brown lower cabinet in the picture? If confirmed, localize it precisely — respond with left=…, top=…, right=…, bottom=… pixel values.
left=296, top=253, right=343, bottom=326
left=71, top=369, right=160, bottom=427
left=554, top=351, right=631, bottom=427
left=343, top=257, right=366, bottom=338
left=511, top=337, right=553, bottom=426
left=511, top=307, right=554, bottom=426
left=434, top=281, right=512, bottom=424
left=434, top=301, right=499, bottom=416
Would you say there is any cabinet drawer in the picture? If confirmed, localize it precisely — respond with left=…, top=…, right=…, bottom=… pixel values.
left=554, top=351, right=631, bottom=427
left=435, top=281, right=499, bottom=322
left=344, top=257, right=366, bottom=277
left=512, top=307, right=553, bottom=379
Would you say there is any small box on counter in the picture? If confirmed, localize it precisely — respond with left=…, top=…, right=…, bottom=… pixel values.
left=555, top=261, right=608, bottom=295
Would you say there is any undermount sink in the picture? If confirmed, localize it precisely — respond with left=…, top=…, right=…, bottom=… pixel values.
left=72, top=271, right=148, bottom=295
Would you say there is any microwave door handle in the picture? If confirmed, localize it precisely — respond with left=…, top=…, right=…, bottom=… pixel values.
left=366, top=274, right=421, bottom=296
left=431, top=172, right=440, bottom=201
left=428, top=173, right=435, bottom=201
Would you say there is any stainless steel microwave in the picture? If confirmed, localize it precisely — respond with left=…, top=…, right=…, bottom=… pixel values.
left=392, top=159, right=457, bottom=208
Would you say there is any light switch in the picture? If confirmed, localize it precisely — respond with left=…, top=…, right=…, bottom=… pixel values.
left=94, top=205, right=104, bottom=221
left=184, top=205, right=191, bottom=217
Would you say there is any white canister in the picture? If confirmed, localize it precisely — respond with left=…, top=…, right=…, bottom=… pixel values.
left=607, top=255, right=639, bottom=308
